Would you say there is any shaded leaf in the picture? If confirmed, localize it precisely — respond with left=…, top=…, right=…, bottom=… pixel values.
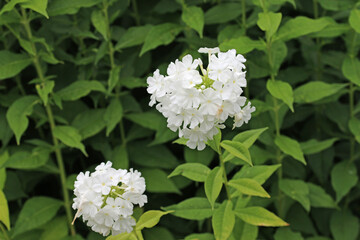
left=279, top=179, right=310, bottom=211
left=163, top=197, right=213, bottom=220
left=53, top=126, right=87, bottom=156
left=212, top=201, right=235, bottom=240
left=234, top=207, right=288, bottom=227
left=275, top=135, right=306, bottom=165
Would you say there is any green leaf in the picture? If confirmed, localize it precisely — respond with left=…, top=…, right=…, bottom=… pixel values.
left=6, top=95, right=39, bottom=145
left=182, top=6, right=204, bottom=38
left=36, top=81, right=55, bottom=106
left=342, top=56, right=360, bottom=86
left=185, top=233, right=215, bottom=240
left=232, top=127, right=268, bottom=148
left=12, top=197, right=62, bottom=237
left=3, top=148, right=49, bottom=169
left=72, top=109, right=106, bottom=139
left=0, top=0, right=27, bottom=15
left=294, top=81, right=347, bottom=103
left=163, top=197, right=213, bottom=220
left=108, top=66, right=121, bottom=93
left=266, top=80, right=294, bottom=112
left=141, top=169, right=180, bottom=194
left=111, top=145, right=128, bottom=169
left=136, top=211, right=170, bottom=230
left=47, top=0, right=101, bottom=16
left=220, top=140, right=252, bottom=166
left=300, top=138, right=338, bottom=155
left=349, top=117, right=360, bottom=143
left=228, top=178, right=270, bottom=198
left=140, top=23, right=182, bottom=56
left=330, top=210, right=359, bottom=240
left=107, top=232, right=137, bottom=240
left=275, top=135, right=306, bottom=165
left=308, top=183, right=337, bottom=209
left=234, top=207, right=288, bottom=227
left=53, top=126, right=87, bottom=156
left=57, top=80, right=105, bottom=101
left=270, top=40, right=287, bottom=74
left=257, top=12, right=282, bottom=39
left=276, top=16, right=330, bottom=41
left=349, top=8, right=360, bottom=33
left=204, top=3, right=242, bottom=25
left=233, top=164, right=281, bottom=185
left=205, top=167, right=223, bottom=209
left=21, top=0, right=49, bottom=18
left=279, top=179, right=310, bottom=211
left=104, top=98, right=123, bottom=136
left=91, top=9, right=107, bottom=40
left=168, top=163, right=210, bottom=182
left=206, top=130, right=222, bottom=154
left=212, top=201, right=235, bottom=240
left=219, top=36, right=266, bottom=54
left=0, top=51, right=32, bottom=80
left=126, top=111, right=164, bottom=131
left=40, top=216, right=68, bottom=240
left=331, top=161, right=358, bottom=202
left=184, top=147, right=214, bottom=166
left=115, top=25, right=152, bottom=50
left=274, top=228, right=304, bottom=240
left=0, top=190, right=10, bottom=230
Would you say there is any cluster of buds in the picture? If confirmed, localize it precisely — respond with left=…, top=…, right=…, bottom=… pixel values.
left=147, top=47, right=255, bottom=150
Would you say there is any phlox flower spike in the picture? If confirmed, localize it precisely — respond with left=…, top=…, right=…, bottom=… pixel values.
left=147, top=48, right=255, bottom=150
left=72, top=161, right=147, bottom=236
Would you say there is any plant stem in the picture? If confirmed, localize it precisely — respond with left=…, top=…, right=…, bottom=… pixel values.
left=241, top=0, right=246, bottom=31
left=131, top=0, right=140, bottom=26
left=0, top=224, right=10, bottom=240
left=20, top=8, right=76, bottom=236
left=219, top=153, right=232, bottom=200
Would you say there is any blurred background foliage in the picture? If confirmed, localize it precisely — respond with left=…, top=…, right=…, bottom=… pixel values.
left=0, top=0, right=360, bottom=239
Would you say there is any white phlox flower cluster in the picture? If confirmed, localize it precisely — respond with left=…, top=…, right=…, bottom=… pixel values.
left=147, top=47, right=255, bottom=150
left=72, top=161, right=147, bottom=236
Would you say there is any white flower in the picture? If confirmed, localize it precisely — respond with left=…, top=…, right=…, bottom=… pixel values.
left=72, top=161, right=147, bottom=236
left=146, top=48, right=255, bottom=150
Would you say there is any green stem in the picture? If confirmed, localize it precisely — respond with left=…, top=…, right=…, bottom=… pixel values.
left=219, top=153, right=232, bottom=200
left=0, top=224, right=10, bottom=240
left=20, top=8, right=76, bottom=236
left=241, top=0, right=246, bottom=31
left=131, top=0, right=140, bottom=26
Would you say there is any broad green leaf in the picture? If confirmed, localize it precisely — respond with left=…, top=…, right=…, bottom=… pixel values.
left=274, top=228, right=304, bottom=240
left=168, top=163, right=210, bottom=182
left=300, top=138, right=338, bottom=155
left=204, top=3, right=242, bottom=25
left=276, top=16, right=330, bottom=41
left=36, top=81, right=55, bottom=106
left=294, top=81, right=347, bottom=103
left=206, top=130, right=222, bottom=154
left=266, top=80, right=294, bottom=112
left=57, top=80, right=105, bottom=101
left=317, top=0, right=352, bottom=11
left=234, top=207, right=288, bottom=227
left=257, top=12, right=282, bottom=39
left=312, top=21, right=350, bottom=38
left=126, top=112, right=164, bottom=131
left=212, top=201, right=235, bottom=240
left=108, top=66, right=121, bottom=93
left=163, top=197, right=213, bottom=220
left=331, top=161, right=358, bottom=202
left=185, top=233, right=215, bottom=240
left=12, top=197, right=62, bottom=237
left=72, top=109, right=106, bottom=139
left=232, top=127, right=268, bottom=148
left=182, top=6, right=204, bottom=38
left=0, top=51, right=32, bottom=80
left=111, top=145, right=128, bottom=169
left=40, top=216, right=68, bottom=240
left=91, top=10, right=107, bottom=40
left=104, top=98, right=123, bottom=136
left=47, top=0, right=102, bottom=16
left=220, top=140, right=252, bottom=166
left=308, top=183, right=337, bottom=209
left=136, top=211, right=170, bottom=230
left=143, top=227, right=175, bottom=240
left=270, top=40, right=287, bottom=74
left=349, top=8, right=360, bottom=33
left=184, top=147, right=214, bottom=166
left=219, top=36, right=266, bottom=54
left=342, top=56, right=360, bottom=86
left=330, top=210, right=359, bottom=240
left=279, top=179, right=310, bottom=211
left=53, top=126, right=87, bottom=156
left=107, top=232, right=137, bottom=240
left=141, top=169, right=180, bottom=194
left=349, top=117, right=360, bottom=143
left=275, top=135, right=306, bottom=165
left=115, top=25, right=152, bottom=50
left=270, top=0, right=296, bottom=7
left=0, top=190, right=10, bottom=230
left=6, top=95, right=39, bottom=144
left=205, top=167, right=223, bottom=209
left=231, top=221, right=258, bottom=240
left=140, top=23, right=182, bottom=56
left=3, top=148, right=49, bottom=169
left=0, top=0, right=28, bottom=15
left=21, top=0, right=49, bottom=18
left=228, top=178, right=270, bottom=198
left=233, top=164, right=281, bottom=185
